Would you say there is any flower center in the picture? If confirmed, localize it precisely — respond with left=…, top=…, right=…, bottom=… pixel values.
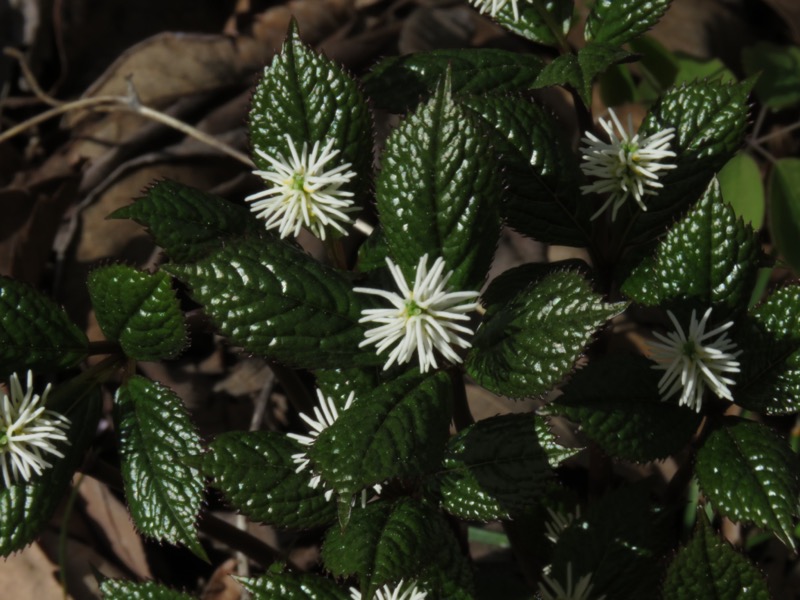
left=290, top=170, right=307, bottom=192
left=0, top=432, right=8, bottom=448
left=682, top=340, right=698, bottom=360
left=405, top=299, right=423, bottom=317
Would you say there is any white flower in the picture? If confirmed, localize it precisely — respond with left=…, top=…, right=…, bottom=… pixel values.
left=0, top=371, right=71, bottom=488
left=349, top=580, right=428, bottom=600
left=470, top=0, right=523, bottom=20
left=539, top=564, right=604, bottom=600
left=580, top=108, right=677, bottom=221
left=354, top=255, right=480, bottom=373
left=647, top=308, right=742, bottom=412
left=246, top=134, right=357, bottom=240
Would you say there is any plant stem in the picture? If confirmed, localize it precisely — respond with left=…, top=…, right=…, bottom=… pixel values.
left=324, top=237, right=348, bottom=270
left=450, top=369, right=473, bottom=431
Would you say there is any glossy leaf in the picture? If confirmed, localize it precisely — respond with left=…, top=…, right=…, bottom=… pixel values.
left=364, top=48, right=544, bottom=113
left=493, top=1, right=574, bottom=48
left=437, top=414, right=553, bottom=520
left=115, top=376, right=205, bottom=558
left=621, top=178, right=759, bottom=310
left=249, top=23, right=372, bottom=204
left=165, top=236, right=377, bottom=369
left=769, top=158, right=800, bottom=273
left=533, top=43, right=636, bottom=107
left=718, top=153, right=764, bottom=229
left=322, top=499, right=438, bottom=595
left=239, top=568, right=349, bottom=599
left=460, top=96, right=589, bottom=247
left=310, top=370, right=452, bottom=496
left=551, top=355, right=701, bottom=461
left=88, top=265, right=186, bottom=360
left=535, top=414, right=581, bottom=467
left=695, top=417, right=800, bottom=550
left=467, top=271, right=624, bottom=398
left=0, top=277, right=87, bottom=378
left=110, top=180, right=260, bottom=262
left=314, top=367, right=379, bottom=407
left=417, top=512, right=475, bottom=599
left=205, top=431, right=335, bottom=529
left=100, top=580, right=194, bottom=600
left=375, top=77, right=500, bottom=290
left=742, top=42, right=800, bottom=111
left=585, top=0, right=672, bottom=47
left=663, top=514, right=770, bottom=600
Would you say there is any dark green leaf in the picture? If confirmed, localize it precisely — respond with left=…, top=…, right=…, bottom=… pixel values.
left=0, top=277, right=87, bottom=378
left=533, top=44, right=636, bottom=107
left=460, top=96, right=589, bottom=247
left=110, top=180, right=260, bottom=262
left=314, top=367, right=379, bottom=407
left=418, top=512, right=475, bottom=600
left=585, top=0, right=671, bottom=47
left=663, top=514, right=770, bottom=600
left=718, top=153, right=764, bottom=229
left=742, top=42, right=800, bottom=111
left=492, top=1, right=574, bottom=48
left=599, top=63, right=638, bottom=107
left=322, top=499, right=438, bottom=595
left=249, top=24, right=372, bottom=206
left=165, top=236, right=377, bottom=369
left=438, top=414, right=553, bottom=520
left=356, top=226, right=389, bottom=273
left=88, top=265, right=186, bottom=361
left=0, top=381, right=100, bottom=556
left=205, top=431, right=335, bottom=529
left=467, top=271, right=624, bottom=398
left=375, top=77, right=501, bottom=290
left=115, top=376, right=205, bottom=558
left=364, top=49, right=544, bottom=113
left=239, top=569, right=348, bottom=599
left=695, top=417, right=800, bottom=550
left=621, top=178, right=760, bottom=310
left=550, top=355, right=701, bottom=462
left=100, top=580, right=194, bottom=600
left=535, top=415, right=581, bottom=467
left=310, top=370, right=451, bottom=495
left=673, top=54, right=737, bottom=87
left=769, top=158, right=800, bottom=273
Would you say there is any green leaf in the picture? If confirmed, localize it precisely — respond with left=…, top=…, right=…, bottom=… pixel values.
left=115, top=376, right=205, bottom=558
left=100, top=580, right=194, bottom=600
left=629, top=35, right=679, bottom=96
left=322, top=499, right=438, bottom=595
left=0, top=277, right=87, bottom=378
left=718, top=153, right=765, bottom=229
left=363, top=49, right=544, bottom=113
left=663, top=514, right=770, bottom=600
left=695, top=417, right=800, bottom=550
left=205, top=431, right=335, bottom=529
left=437, top=414, right=553, bottom=520
left=314, top=367, right=379, bottom=407
left=375, top=77, right=500, bottom=290
left=493, top=1, right=574, bottom=48
left=769, top=158, right=800, bottom=273
left=550, top=355, right=702, bottom=462
left=533, top=44, right=636, bottom=107
left=735, top=285, right=800, bottom=415
left=467, top=271, right=624, bottom=398
left=599, top=63, right=638, bottom=107
left=165, top=236, right=377, bottom=369
left=460, top=96, right=589, bottom=247
left=742, top=42, right=800, bottom=111
left=619, top=80, right=752, bottom=245
left=535, top=414, right=581, bottom=467
left=110, top=180, right=260, bottom=263
left=585, top=0, right=671, bottom=46
left=0, top=381, right=100, bottom=556
left=310, top=370, right=452, bottom=496
left=249, top=23, right=372, bottom=205
left=621, top=178, right=760, bottom=310
left=88, top=265, right=186, bottom=361
left=239, top=569, right=348, bottom=599
left=356, top=227, right=389, bottom=273
left=673, top=54, right=737, bottom=87
left=418, top=512, right=476, bottom=600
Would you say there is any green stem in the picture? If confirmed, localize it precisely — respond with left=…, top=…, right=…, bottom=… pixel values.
left=59, top=472, right=85, bottom=599
left=532, top=0, right=572, bottom=55
left=450, top=369, right=473, bottom=431
left=324, top=237, right=348, bottom=270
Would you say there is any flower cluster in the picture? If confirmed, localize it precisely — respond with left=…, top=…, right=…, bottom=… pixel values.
left=247, top=134, right=357, bottom=240
left=580, top=108, right=677, bottom=221
left=469, top=0, right=523, bottom=21
left=0, top=371, right=71, bottom=488
left=647, top=308, right=741, bottom=412
left=349, top=580, right=427, bottom=600
left=355, top=255, right=480, bottom=373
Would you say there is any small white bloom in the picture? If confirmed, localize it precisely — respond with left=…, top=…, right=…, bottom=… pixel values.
left=580, top=108, right=677, bottom=221
left=246, top=134, right=357, bottom=240
left=0, top=371, right=71, bottom=488
left=647, top=308, right=742, bottom=412
left=470, top=0, right=524, bottom=21
left=539, top=564, right=604, bottom=600
left=354, top=255, right=480, bottom=373
left=349, top=580, right=428, bottom=600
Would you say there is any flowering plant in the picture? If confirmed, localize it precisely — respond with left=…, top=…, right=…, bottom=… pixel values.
left=1, top=1, right=799, bottom=599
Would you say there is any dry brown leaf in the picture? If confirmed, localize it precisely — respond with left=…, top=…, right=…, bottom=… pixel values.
left=0, top=542, right=71, bottom=600
left=201, top=559, right=242, bottom=600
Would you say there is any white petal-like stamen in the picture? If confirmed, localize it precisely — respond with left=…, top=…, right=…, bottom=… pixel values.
left=246, top=134, right=357, bottom=240
left=355, top=255, right=481, bottom=373
left=580, top=108, right=677, bottom=221
left=544, top=506, right=580, bottom=544
left=539, top=564, right=605, bottom=600
left=349, top=579, right=428, bottom=600
left=0, top=371, right=71, bottom=488
left=647, top=307, right=742, bottom=412
left=469, top=0, right=524, bottom=21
